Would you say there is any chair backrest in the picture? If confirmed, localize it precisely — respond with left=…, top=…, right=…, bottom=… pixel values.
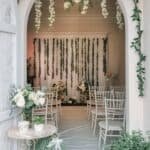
left=110, top=86, right=125, bottom=92
left=45, top=92, right=54, bottom=113
left=114, top=91, right=126, bottom=99
left=32, top=100, right=47, bottom=124
left=88, top=86, right=96, bottom=102
left=94, top=91, right=113, bottom=113
left=105, top=98, right=125, bottom=124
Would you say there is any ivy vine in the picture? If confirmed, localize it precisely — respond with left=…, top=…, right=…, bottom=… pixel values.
left=131, top=0, right=146, bottom=96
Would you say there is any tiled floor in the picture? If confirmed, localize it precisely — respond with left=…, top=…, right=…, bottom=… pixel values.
left=59, top=106, right=98, bottom=150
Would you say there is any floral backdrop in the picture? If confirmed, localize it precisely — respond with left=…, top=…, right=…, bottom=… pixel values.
left=27, top=34, right=108, bottom=100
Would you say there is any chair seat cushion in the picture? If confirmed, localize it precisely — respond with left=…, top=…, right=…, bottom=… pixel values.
left=99, top=120, right=123, bottom=131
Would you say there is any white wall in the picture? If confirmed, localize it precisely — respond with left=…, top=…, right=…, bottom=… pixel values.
left=143, top=0, right=150, bottom=132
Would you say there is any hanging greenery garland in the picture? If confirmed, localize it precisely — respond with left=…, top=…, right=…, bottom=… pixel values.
left=60, top=39, right=63, bottom=79
left=92, top=38, right=95, bottom=86
left=77, top=38, right=80, bottom=81
left=87, top=38, right=90, bottom=81
left=56, top=38, right=59, bottom=76
left=71, top=39, right=74, bottom=88
left=52, top=38, right=55, bottom=79
left=84, top=38, right=87, bottom=80
left=66, top=38, right=68, bottom=95
left=47, top=39, right=50, bottom=76
left=33, top=38, right=36, bottom=78
left=96, top=38, right=99, bottom=86
left=103, top=37, right=108, bottom=75
left=38, top=39, right=41, bottom=78
left=81, top=38, right=84, bottom=78
left=44, top=39, right=47, bottom=80
left=131, top=0, right=146, bottom=96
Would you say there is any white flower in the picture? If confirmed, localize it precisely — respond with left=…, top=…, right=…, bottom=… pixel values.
left=29, top=92, right=37, bottom=101
left=80, top=0, right=89, bottom=15
left=38, top=97, right=45, bottom=105
left=73, top=0, right=81, bottom=3
left=13, top=93, right=25, bottom=108
left=36, top=91, right=45, bottom=97
left=64, top=1, right=72, bottom=9
left=101, top=0, right=109, bottom=19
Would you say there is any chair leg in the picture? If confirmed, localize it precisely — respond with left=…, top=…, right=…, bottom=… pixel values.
left=102, top=129, right=107, bottom=150
left=98, top=127, right=102, bottom=150
left=93, top=115, right=97, bottom=135
left=91, top=113, right=94, bottom=129
left=88, top=105, right=92, bottom=120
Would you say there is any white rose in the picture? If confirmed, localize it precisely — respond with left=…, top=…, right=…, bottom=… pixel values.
left=36, top=91, right=45, bottom=97
left=64, top=1, right=72, bottom=9
left=38, top=97, right=45, bottom=106
left=13, top=93, right=25, bottom=108
left=29, top=92, right=36, bottom=101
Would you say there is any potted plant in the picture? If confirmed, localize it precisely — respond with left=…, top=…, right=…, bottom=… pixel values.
left=18, top=120, right=30, bottom=133
left=10, top=85, right=45, bottom=125
left=33, top=116, right=45, bottom=132
left=111, top=131, right=150, bottom=150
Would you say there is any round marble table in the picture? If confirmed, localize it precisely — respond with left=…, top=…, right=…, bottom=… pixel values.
left=8, top=124, right=57, bottom=150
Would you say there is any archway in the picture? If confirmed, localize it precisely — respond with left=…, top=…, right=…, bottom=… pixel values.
left=18, top=0, right=144, bottom=133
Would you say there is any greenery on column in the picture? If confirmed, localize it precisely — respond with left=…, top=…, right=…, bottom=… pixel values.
left=131, top=0, right=146, bottom=96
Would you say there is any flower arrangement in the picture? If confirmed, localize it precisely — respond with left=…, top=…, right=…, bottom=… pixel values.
left=105, top=72, right=113, bottom=81
left=51, top=81, right=66, bottom=100
left=77, top=80, right=88, bottom=93
left=101, top=0, right=109, bottom=19
left=34, top=0, right=42, bottom=33
left=10, top=85, right=45, bottom=121
left=48, top=0, right=56, bottom=27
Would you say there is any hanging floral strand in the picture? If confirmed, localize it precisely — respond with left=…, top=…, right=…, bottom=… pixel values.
left=48, top=0, right=56, bottom=27
left=34, top=0, right=42, bottom=33
left=116, top=1, right=124, bottom=30
left=80, top=0, right=90, bottom=15
left=101, top=0, right=109, bottom=19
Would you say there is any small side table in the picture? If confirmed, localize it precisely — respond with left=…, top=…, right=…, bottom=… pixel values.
left=8, top=124, right=57, bottom=150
